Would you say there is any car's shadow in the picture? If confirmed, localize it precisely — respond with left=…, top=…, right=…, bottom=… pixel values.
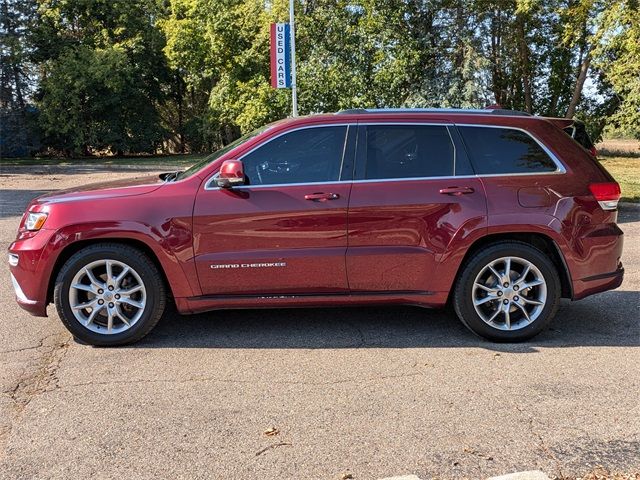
left=135, top=289, right=639, bottom=351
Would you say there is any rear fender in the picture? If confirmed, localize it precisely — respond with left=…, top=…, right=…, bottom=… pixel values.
left=436, top=213, right=573, bottom=299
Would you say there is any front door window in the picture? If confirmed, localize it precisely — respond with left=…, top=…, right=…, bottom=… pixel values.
left=240, top=126, right=348, bottom=185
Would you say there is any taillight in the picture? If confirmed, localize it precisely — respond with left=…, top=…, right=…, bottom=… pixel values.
left=589, top=182, right=621, bottom=211
left=589, top=146, right=598, bottom=157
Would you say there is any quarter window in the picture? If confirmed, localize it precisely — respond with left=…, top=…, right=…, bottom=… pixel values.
left=364, top=125, right=455, bottom=179
left=458, top=126, right=558, bottom=174
left=240, top=126, right=348, bottom=186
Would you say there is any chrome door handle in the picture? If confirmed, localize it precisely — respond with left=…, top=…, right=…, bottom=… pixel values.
left=304, top=192, right=340, bottom=201
left=439, top=186, right=475, bottom=196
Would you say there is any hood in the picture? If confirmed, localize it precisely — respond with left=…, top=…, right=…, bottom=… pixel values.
left=32, top=174, right=166, bottom=206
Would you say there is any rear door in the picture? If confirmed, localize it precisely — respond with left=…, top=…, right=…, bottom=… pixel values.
left=346, top=123, right=487, bottom=293
left=193, top=124, right=356, bottom=296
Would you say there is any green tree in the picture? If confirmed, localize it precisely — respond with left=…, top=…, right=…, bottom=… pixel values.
left=33, top=0, right=169, bottom=155
left=592, top=0, right=640, bottom=138
left=0, top=0, right=39, bottom=156
left=5, top=0, right=638, bottom=155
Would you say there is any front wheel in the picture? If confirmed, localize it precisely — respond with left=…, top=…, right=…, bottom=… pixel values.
left=453, top=241, right=561, bottom=342
left=54, top=243, right=166, bottom=346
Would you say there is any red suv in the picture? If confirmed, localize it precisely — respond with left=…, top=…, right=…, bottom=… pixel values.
left=9, top=109, right=624, bottom=346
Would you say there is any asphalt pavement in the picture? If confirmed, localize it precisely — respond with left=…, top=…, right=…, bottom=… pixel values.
left=1, top=168, right=638, bottom=479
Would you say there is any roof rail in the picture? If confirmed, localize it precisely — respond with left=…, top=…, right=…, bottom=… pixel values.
left=335, top=108, right=531, bottom=117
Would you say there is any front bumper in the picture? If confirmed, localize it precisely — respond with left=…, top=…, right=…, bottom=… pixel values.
left=8, top=229, right=56, bottom=317
left=11, top=272, right=47, bottom=316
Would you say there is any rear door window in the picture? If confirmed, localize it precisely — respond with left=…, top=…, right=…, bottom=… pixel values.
left=363, top=125, right=455, bottom=179
left=458, top=126, right=558, bottom=174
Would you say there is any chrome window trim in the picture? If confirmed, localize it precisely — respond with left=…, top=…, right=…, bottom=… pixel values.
left=204, top=123, right=354, bottom=190
left=203, top=122, right=566, bottom=191
left=207, top=179, right=351, bottom=190
left=455, top=123, right=567, bottom=175
left=448, top=126, right=457, bottom=176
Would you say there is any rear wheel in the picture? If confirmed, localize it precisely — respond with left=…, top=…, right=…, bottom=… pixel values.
left=54, top=243, right=166, bottom=346
left=453, top=241, right=561, bottom=342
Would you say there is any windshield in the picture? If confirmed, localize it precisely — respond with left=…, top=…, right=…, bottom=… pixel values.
left=176, top=125, right=270, bottom=180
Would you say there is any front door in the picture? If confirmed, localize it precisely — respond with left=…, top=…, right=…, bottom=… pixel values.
left=346, top=123, right=487, bottom=293
left=193, top=124, right=355, bottom=296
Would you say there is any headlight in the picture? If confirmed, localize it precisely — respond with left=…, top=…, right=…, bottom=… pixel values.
left=24, top=212, right=48, bottom=231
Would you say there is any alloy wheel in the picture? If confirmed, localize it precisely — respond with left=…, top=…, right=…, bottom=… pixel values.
left=471, top=256, right=547, bottom=331
left=68, top=259, right=147, bottom=334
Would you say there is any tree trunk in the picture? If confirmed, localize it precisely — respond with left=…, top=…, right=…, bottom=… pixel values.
left=566, top=54, right=591, bottom=118
left=12, top=66, right=25, bottom=110
left=516, top=14, right=532, bottom=113
left=176, top=75, right=185, bottom=154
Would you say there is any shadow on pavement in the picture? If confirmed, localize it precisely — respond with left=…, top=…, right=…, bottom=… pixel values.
left=135, top=289, right=639, bottom=351
left=0, top=189, right=52, bottom=218
left=617, top=206, right=639, bottom=224
left=0, top=164, right=176, bottom=175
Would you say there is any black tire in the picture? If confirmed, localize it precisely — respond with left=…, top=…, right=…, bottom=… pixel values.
left=453, top=241, right=561, bottom=342
left=54, top=243, right=166, bottom=346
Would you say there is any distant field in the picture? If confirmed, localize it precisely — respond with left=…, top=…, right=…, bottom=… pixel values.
left=600, top=156, right=640, bottom=203
left=597, top=138, right=640, bottom=158
left=597, top=138, right=639, bottom=203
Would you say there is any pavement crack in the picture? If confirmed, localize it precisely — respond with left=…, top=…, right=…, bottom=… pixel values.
left=60, top=370, right=424, bottom=390
left=0, top=332, right=71, bottom=459
left=514, top=404, right=566, bottom=479
left=255, top=442, right=292, bottom=457
left=6, top=334, right=70, bottom=410
left=342, top=319, right=366, bottom=347
left=0, top=333, right=63, bottom=355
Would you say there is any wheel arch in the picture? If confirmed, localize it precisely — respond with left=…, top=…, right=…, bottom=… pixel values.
left=451, top=232, right=573, bottom=301
left=46, top=238, right=173, bottom=305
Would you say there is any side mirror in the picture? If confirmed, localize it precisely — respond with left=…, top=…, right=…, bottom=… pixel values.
left=216, top=159, right=245, bottom=188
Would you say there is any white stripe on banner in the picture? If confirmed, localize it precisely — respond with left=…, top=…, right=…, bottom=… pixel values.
left=273, top=23, right=290, bottom=89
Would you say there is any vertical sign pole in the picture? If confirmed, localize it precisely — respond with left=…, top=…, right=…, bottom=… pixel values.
left=289, top=0, right=298, bottom=117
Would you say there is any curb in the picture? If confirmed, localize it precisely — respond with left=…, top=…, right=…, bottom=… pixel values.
left=378, top=472, right=550, bottom=480
left=379, top=476, right=422, bottom=480
left=487, top=471, right=551, bottom=480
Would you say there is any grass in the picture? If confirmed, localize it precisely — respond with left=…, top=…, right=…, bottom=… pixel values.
left=599, top=156, right=640, bottom=203
left=596, top=138, right=639, bottom=202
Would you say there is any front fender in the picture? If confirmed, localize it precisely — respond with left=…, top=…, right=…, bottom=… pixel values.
left=40, top=220, right=199, bottom=302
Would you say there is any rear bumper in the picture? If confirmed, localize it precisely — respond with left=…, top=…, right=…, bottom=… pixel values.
left=573, top=266, right=624, bottom=300
left=566, top=220, right=624, bottom=300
